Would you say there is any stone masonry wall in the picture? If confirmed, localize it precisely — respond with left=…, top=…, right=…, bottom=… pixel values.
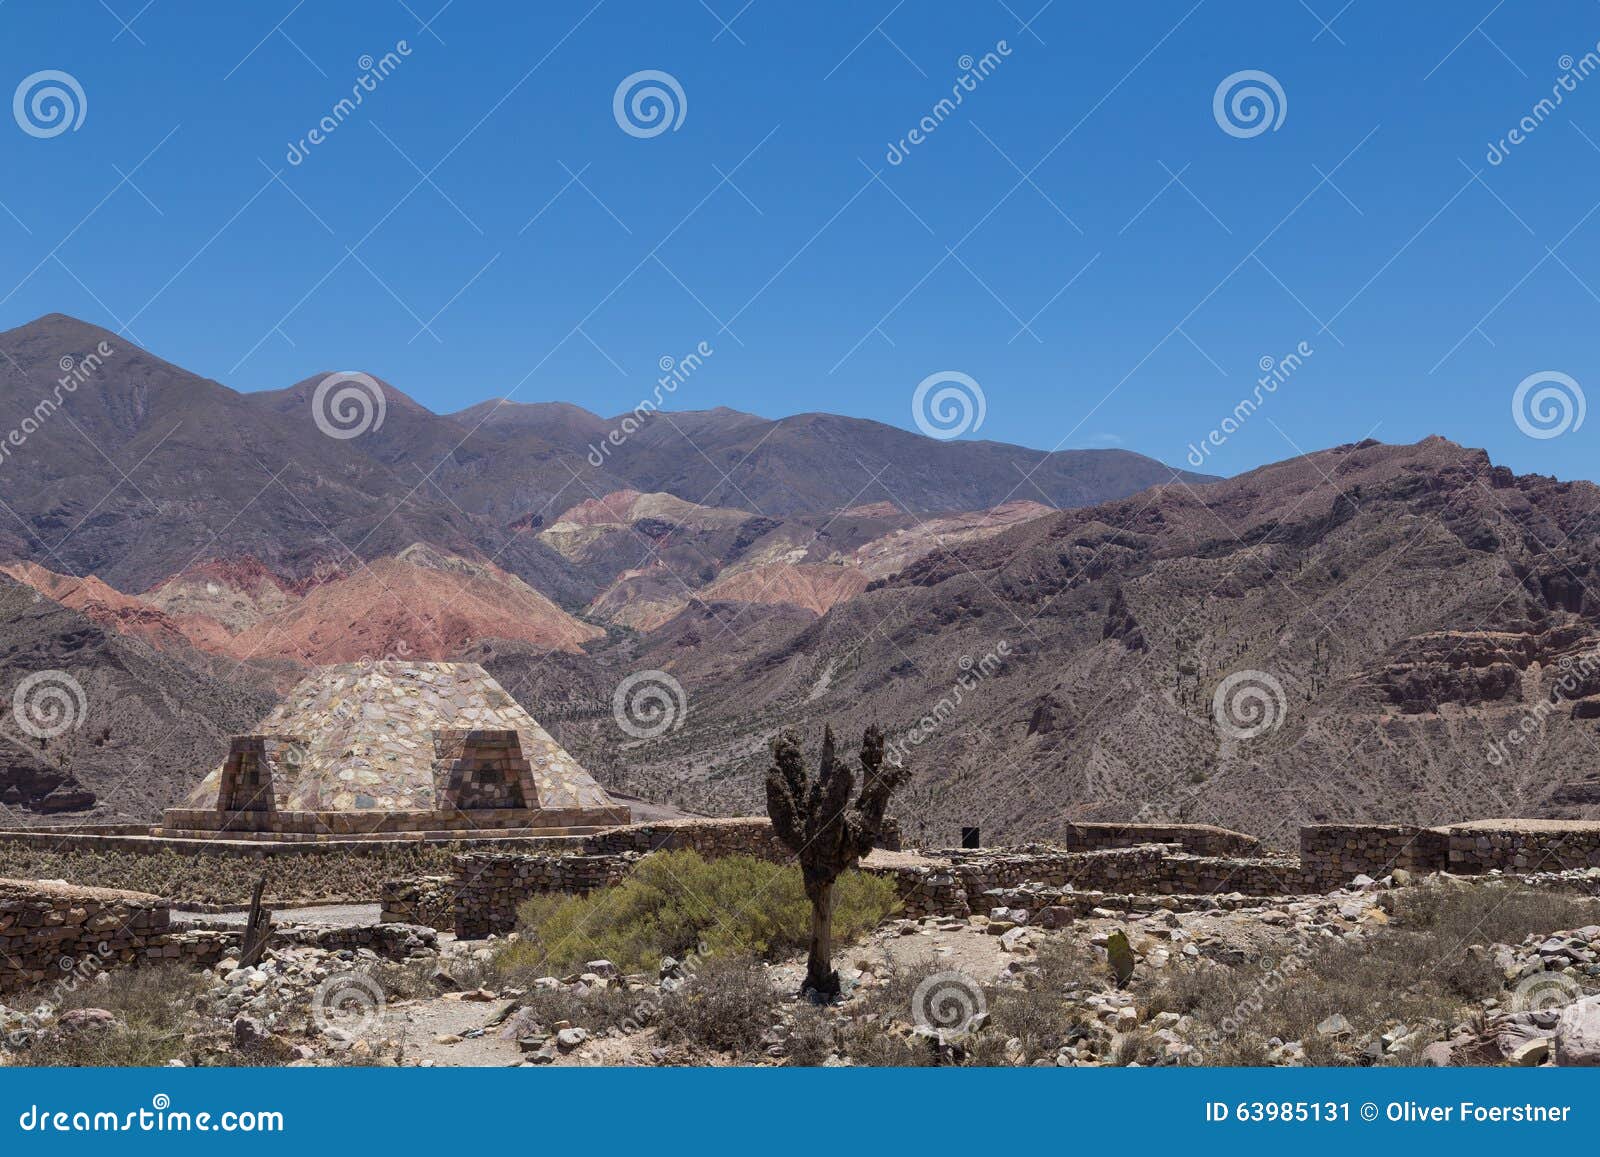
left=588, top=817, right=793, bottom=860
left=1298, top=824, right=1450, bottom=888
left=380, top=875, right=454, bottom=928
left=453, top=853, right=638, bottom=938
left=0, top=878, right=439, bottom=993
left=0, top=878, right=233, bottom=993
left=1055, top=823, right=1261, bottom=858
left=1446, top=822, right=1600, bottom=874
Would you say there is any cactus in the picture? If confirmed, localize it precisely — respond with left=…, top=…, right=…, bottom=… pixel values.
left=765, top=724, right=906, bottom=996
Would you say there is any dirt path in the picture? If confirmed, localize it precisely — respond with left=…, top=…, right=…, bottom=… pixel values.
left=389, top=996, right=524, bottom=1067
left=173, top=903, right=383, bottom=928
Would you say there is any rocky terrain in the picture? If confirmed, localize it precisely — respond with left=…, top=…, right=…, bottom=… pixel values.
left=5, top=870, right=1596, bottom=1069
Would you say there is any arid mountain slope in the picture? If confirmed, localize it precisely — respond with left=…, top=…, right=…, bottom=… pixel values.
left=451, top=399, right=1213, bottom=517
left=0, top=575, right=275, bottom=818
left=0, top=315, right=1203, bottom=597
left=589, top=438, right=1600, bottom=844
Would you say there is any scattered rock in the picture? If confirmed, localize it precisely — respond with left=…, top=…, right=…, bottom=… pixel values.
left=556, top=1027, right=589, bottom=1051
left=1554, top=997, right=1600, bottom=1066
left=1509, top=1038, right=1551, bottom=1066
left=1315, top=1013, right=1352, bottom=1038
left=56, top=1008, right=118, bottom=1033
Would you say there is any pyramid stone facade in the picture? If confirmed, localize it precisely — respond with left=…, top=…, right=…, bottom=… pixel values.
left=160, top=662, right=629, bottom=839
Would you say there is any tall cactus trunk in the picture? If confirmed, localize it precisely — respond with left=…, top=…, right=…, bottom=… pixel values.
left=804, top=878, right=839, bottom=996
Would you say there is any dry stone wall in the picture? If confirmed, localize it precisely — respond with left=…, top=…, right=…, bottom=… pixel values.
left=588, top=817, right=793, bottom=860
left=1055, top=823, right=1261, bottom=858
left=0, top=876, right=442, bottom=993
left=0, top=878, right=212, bottom=993
left=453, top=853, right=638, bottom=938
left=1298, top=824, right=1449, bottom=887
left=1446, top=822, right=1600, bottom=873
left=380, top=875, right=454, bottom=927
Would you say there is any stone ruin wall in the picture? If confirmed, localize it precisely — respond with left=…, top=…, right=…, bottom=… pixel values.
left=452, top=853, right=639, bottom=939
left=433, top=817, right=1600, bottom=937
left=1446, top=824, right=1600, bottom=873
left=380, top=875, right=454, bottom=928
left=0, top=878, right=224, bottom=994
left=11, top=815, right=1600, bottom=957
left=0, top=877, right=435, bottom=994
left=1055, top=823, right=1261, bottom=858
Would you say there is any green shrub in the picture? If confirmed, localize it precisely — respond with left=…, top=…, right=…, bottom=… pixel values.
left=495, top=850, right=898, bottom=978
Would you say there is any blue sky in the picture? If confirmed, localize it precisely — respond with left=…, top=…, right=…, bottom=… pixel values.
left=3, top=1, right=1600, bottom=480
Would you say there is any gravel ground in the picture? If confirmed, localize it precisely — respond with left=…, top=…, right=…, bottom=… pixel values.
left=171, top=902, right=383, bottom=928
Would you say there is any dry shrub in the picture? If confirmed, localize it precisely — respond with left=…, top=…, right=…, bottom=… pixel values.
left=372, top=952, right=496, bottom=1001
left=1151, top=880, right=1600, bottom=1066
left=0, top=844, right=460, bottom=905
left=513, top=982, right=644, bottom=1035
left=13, top=963, right=201, bottom=1067
left=784, top=1003, right=839, bottom=1066
left=1393, top=880, right=1600, bottom=949
left=656, top=955, right=776, bottom=1054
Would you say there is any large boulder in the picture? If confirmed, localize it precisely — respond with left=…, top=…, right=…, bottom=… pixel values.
left=1554, top=997, right=1600, bottom=1066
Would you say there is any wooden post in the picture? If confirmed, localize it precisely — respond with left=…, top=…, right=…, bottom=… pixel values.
left=238, top=872, right=272, bottom=967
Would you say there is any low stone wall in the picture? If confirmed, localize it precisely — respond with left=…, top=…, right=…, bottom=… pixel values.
left=0, top=878, right=219, bottom=993
left=1299, top=824, right=1449, bottom=887
left=270, top=921, right=436, bottom=957
left=158, top=804, right=628, bottom=840
left=380, top=876, right=454, bottom=928
left=0, top=877, right=442, bottom=992
left=1054, top=822, right=1261, bottom=858
left=588, top=817, right=792, bottom=860
left=0, top=829, right=593, bottom=857
left=453, top=853, right=638, bottom=938
left=1446, top=821, right=1600, bottom=874
left=1148, top=854, right=1313, bottom=896
left=862, top=847, right=1169, bottom=919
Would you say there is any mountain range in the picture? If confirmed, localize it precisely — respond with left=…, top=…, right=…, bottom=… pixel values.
left=2, top=313, right=1597, bottom=844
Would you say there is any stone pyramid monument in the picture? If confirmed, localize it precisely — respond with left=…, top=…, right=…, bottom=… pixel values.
left=161, top=662, right=629, bottom=839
